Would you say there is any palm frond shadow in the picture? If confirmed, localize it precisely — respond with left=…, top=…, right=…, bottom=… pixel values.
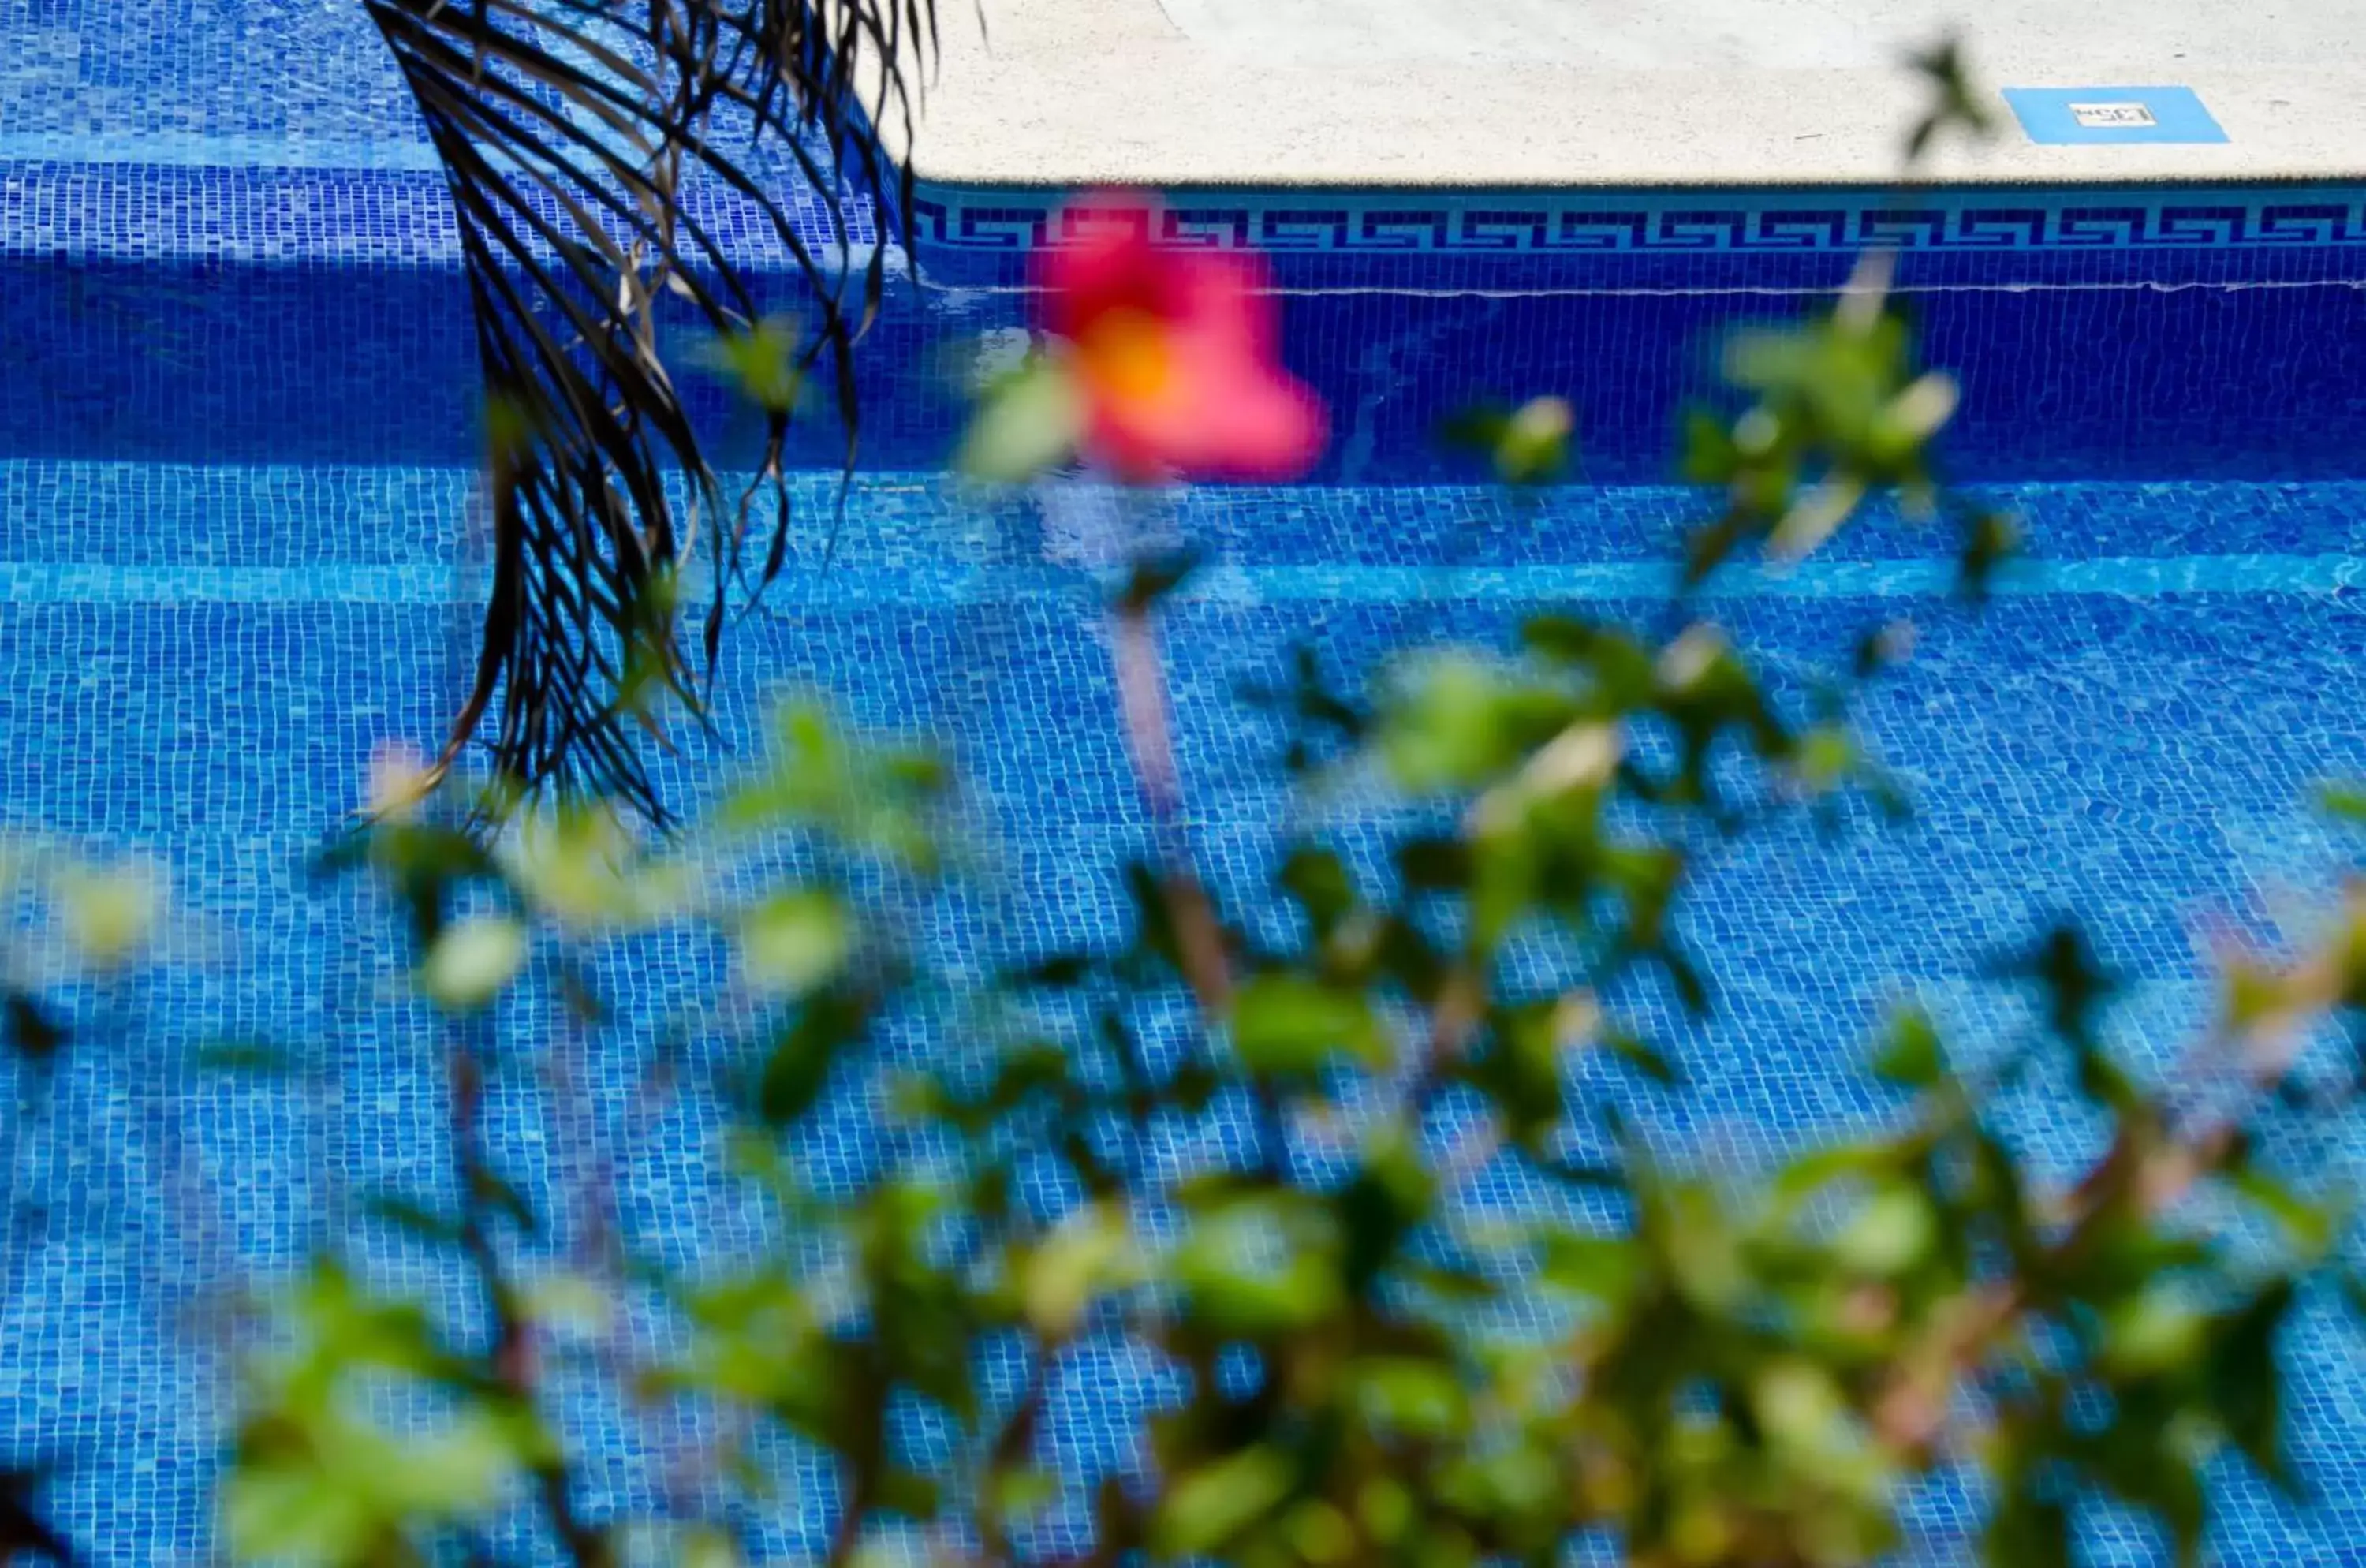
left=366, top=0, right=936, bottom=823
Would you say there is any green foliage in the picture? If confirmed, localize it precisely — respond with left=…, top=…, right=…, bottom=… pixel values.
left=1902, top=35, right=1999, bottom=162
left=959, top=352, right=1088, bottom=483
left=417, top=913, right=529, bottom=1013
left=717, top=702, right=948, bottom=872
left=1443, top=395, right=1579, bottom=486
left=0, top=842, right=174, bottom=1066
left=695, top=316, right=809, bottom=416
left=226, top=1266, right=550, bottom=1564
left=739, top=889, right=853, bottom=999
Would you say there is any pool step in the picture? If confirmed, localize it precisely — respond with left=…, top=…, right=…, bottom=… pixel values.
left=11, top=460, right=2366, bottom=594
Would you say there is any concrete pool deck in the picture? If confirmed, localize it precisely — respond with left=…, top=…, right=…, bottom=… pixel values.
left=904, top=0, right=2366, bottom=189
left=5, top=0, right=2362, bottom=192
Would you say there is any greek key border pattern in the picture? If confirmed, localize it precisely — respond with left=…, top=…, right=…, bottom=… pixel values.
left=909, top=188, right=2366, bottom=256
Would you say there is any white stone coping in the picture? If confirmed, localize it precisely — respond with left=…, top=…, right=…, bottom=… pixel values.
left=899, top=0, right=2366, bottom=190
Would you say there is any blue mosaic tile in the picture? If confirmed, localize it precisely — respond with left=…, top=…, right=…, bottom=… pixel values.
left=8, top=462, right=2366, bottom=1562
left=9, top=192, right=2366, bottom=481
left=0, top=162, right=871, bottom=266
left=0, top=0, right=424, bottom=168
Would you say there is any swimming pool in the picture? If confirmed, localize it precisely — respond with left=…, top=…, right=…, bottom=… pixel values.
left=9, top=3, right=2366, bottom=1562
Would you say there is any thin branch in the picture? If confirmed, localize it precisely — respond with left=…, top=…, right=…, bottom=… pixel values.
left=1111, top=602, right=1233, bottom=1015
left=446, top=1040, right=614, bottom=1568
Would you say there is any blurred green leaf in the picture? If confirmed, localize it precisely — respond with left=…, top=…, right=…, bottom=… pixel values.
left=2100, top=1285, right=2206, bottom=1377
left=678, top=1526, right=746, bottom=1568
left=519, top=1272, right=611, bottom=1337
left=2319, top=780, right=2366, bottom=823
left=468, top=1167, right=542, bottom=1238
left=722, top=704, right=946, bottom=872
left=1022, top=1203, right=1135, bottom=1336
left=1230, top=971, right=1389, bottom=1075
left=416, top=914, right=527, bottom=1013
left=502, top=805, right=683, bottom=931
left=1174, top=1198, right=1342, bottom=1336
left=1538, top=1231, right=1642, bottom=1308
left=875, top=1467, right=942, bottom=1521
left=758, top=987, right=871, bottom=1127
left=2227, top=1164, right=2338, bottom=1258
left=4, top=992, right=65, bottom=1063
left=1118, top=547, right=1204, bottom=614
left=1957, top=508, right=2023, bottom=599
left=1873, top=1006, right=1942, bottom=1088
left=1984, top=1486, right=2072, bottom=1568
left=1606, top=1029, right=1681, bottom=1088
left=1353, top=1357, right=1470, bottom=1440
left=696, top=315, right=807, bottom=414
left=1153, top=1446, right=1293, bottom=1557
left=227, top=1404, right=524, bottom=1563
left=957, top=353, right=1084, bottom=483
left=1378, top=653, right=1571, bottom=794
left=1445, top=395, right=1577, bottom=485
left=1357, top=1477, right=1414, bottom=1545
left=193, top=1040, right=299, bottom=1077
left=987, top=1468, right=1060, bottom=1527
left=1904, top=34, right=1996, bottom=162
left=228, top=1264, right=536, bottom=1564
left=650, top=1269, right=824, bottom=1414
left=54, top=859, right=163, bottom=970
left=1995, top=924, right=2121, bottom=1056
left=739, top=890, right=851, bottom=999
left=2208, top=1281, right=2297, bottom=1488
left=363, top=1193, right=462, bottom=1246
left=1832, top=1186, right=1935, bottom=1275
left=1285, top=1500, right=1357, bottom=1565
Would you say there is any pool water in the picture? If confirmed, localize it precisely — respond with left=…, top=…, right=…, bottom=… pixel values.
left=6, top=454, right=2366, bottom=1561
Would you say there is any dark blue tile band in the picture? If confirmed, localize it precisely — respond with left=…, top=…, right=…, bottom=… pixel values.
left=9, top=161, right=2366, bottom=482
left=905, top=180, right=2366, bottom=289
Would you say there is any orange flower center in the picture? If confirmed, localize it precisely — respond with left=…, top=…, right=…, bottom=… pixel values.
left=1077, top=307, right=1175, bottom=404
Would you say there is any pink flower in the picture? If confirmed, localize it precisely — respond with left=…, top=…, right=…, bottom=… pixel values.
left=1040, top=198, right=1326, bottom=483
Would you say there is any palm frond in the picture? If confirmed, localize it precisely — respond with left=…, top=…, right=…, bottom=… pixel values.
left=364, top=0, right=935, bottom=823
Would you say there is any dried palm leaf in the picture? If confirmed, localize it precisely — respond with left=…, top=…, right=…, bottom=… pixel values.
left=364, top=0, right=935, bottom=822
